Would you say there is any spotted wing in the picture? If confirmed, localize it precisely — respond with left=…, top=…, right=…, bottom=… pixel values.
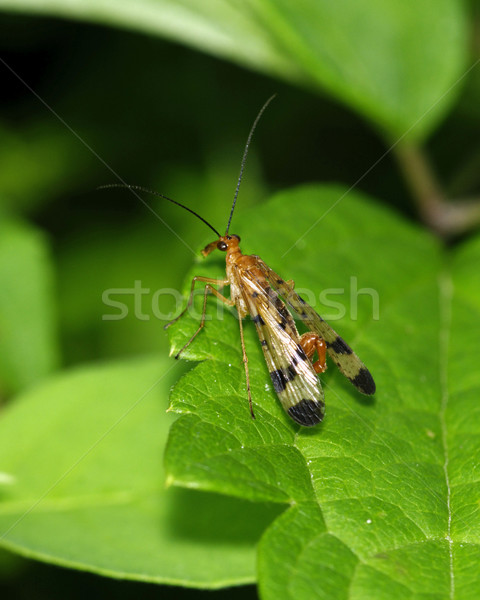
left=237, top=270, right=325, bottom=427
left=257, top=260, right=376, bottom=395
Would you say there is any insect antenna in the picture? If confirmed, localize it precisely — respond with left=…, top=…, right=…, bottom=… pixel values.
left=225, top=94, right=276, bottom=235
left=98, top=183, right=221, bottom=237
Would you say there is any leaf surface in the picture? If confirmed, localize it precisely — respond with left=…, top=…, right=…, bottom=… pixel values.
left=0, top=357, right=275, bottom=587
left=166, top=184, right=480, bottom=598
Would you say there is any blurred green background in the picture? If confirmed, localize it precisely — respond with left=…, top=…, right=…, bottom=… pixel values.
left=0, top=2, right=479, bottom=598
left=0, top=15, right=391, bottom=368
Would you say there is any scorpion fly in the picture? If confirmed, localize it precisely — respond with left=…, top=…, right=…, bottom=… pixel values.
left=117, top=96, right=375, bottom=426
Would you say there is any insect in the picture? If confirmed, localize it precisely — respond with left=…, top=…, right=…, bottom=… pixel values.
left=117, top=97, right=375, bottom=426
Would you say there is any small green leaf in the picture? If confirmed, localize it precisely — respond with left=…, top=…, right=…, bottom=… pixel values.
left=0, top=357, right=276, bottom=587
left=165, top=185, right=480, bottom=598
left=0, top=0, right=468, bottom=140
left=0, top=217, right=59, bottom=396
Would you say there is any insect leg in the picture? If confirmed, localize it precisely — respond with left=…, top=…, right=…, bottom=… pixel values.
left=299, top=332, right=327, bottom=374
left=236, top=306, right=255, bottom=420
left=173, top=284, right=234, bottom=359
left=164, top=276, right=229, bottom=329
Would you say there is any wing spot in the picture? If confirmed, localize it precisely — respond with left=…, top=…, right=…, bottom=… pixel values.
left=350, top=368, right=376, bottom=395
left=288, top=399, right=324, bottom=427
left=269, top=366, right=297, bottom=393
left=327, top=336, right=353, bottom=355
left=252, top=314, right=265, bottom=326
left=270, top=369, right=287, bottom=393
left=286, top=364, right=296, bottom=380
left=296, top=347, right=308, bottom=362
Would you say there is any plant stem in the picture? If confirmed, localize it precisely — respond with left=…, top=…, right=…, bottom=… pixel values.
left=393, top=142, right=480, bottom=238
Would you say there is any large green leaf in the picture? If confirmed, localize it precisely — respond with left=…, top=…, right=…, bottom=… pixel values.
left=0, top=217, right=59, bottom=396
left=0, top=0, right=468, bottom=140
left=0, top=357, right=278, bottom=587
left=165, top=185, right=480, bottom=599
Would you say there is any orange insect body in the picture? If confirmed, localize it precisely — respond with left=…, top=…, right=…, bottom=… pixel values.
left=168, top=231, right=374, bottom=427
left=197, top=233, right=332, bottom=425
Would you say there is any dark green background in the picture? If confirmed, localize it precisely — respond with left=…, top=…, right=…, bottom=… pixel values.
left=0, top=5, right=479, bottom=599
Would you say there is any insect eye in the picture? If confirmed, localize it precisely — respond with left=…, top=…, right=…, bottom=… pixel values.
left=217, top=241, right=228, bottom=251
left=233, top=234, right=241, bottom=242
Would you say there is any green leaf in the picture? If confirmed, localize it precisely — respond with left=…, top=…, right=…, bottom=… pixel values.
left=0, top=217, right=59, bottom=396
left=0, top=0, right=468, bottom=140
left=0, top=357, right=278, bottom=587
left=251, top=0, right=469, bottom=140
left=165, top=185, right=480, bottom=598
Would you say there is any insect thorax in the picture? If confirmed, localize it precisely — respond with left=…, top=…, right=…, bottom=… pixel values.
left=226, top=263, right=248, bottom=318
